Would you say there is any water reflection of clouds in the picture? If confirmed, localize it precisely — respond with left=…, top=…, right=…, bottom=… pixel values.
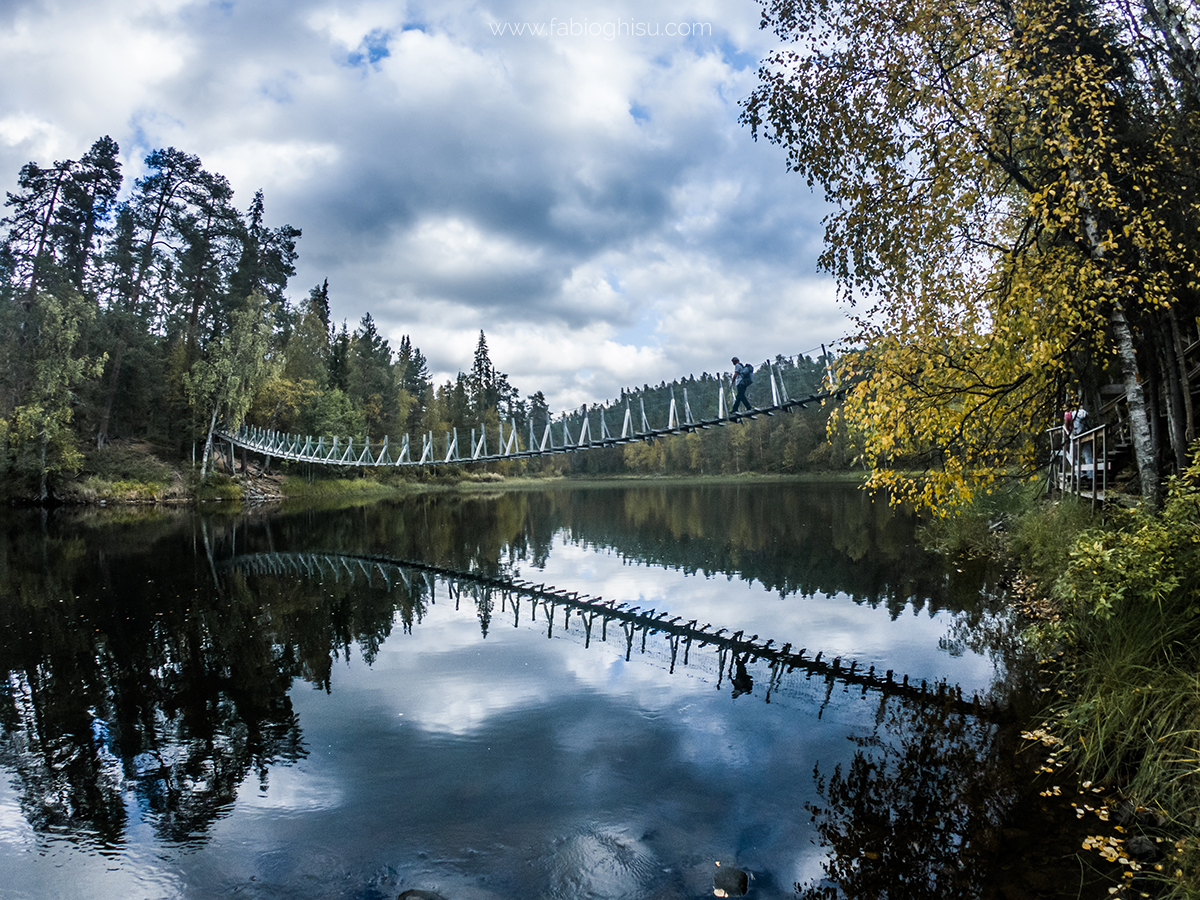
left=357, top=581, right=890, bottom=769
left=270, top=648, right=836, bottom=900
left=366, top=612, right=565, bottom=735
left=234, top=767, right=343, bottom=813
left=346, top=568, right=991, bottom=752
left=0, top=782, right=186, bottom=900
left=0, top=775, right=34, bottom=846
left=180, top=510, right=998, bottom=894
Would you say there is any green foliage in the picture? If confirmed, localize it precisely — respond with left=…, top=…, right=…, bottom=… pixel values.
left=1006, top=495, right=1096, bottom=592
left=919, top=482, right=1040, bottom=558
left=193, top=473, right=241, bottom=501
left=1045, top=451, right=1200, bottom=894
left=743, top=0, right=1200, bottom=509
left=0, top=288, right=105, bottom=498
left=279, top=476, right=406, bottom=499
left=187, top=291, right=277, bottom=478
left=306, top=387, right=366, bottom=438
left=1058, top=460, right=1200, bottom=620
left=80, top=443, right=175, bottom=483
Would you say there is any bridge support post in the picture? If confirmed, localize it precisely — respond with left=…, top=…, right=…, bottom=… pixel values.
left=774, top=361, right=790, bottom=404
left=577, top=406, right=591, bottom=445
left=622, top=399, right=632, bottom=438
left=719, top=375, right=727, bottom=419
left=821, top=344, right=837, bottom=389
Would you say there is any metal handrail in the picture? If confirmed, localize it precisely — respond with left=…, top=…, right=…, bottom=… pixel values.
left=1047, top=423, right=1107, bottom=510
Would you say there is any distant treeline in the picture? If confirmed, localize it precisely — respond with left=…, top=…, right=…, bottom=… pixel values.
left=0, top=138, right=850, bottom=498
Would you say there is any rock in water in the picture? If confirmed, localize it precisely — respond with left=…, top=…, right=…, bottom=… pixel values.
left=713, top=862, right=749, bottom=897
left=398, top=890, right=448, bottom=900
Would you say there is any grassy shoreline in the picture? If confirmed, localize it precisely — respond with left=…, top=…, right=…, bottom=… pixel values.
left=938, top=475, right=1200, bottom=899
left=31, top=467, right=870, bottom=506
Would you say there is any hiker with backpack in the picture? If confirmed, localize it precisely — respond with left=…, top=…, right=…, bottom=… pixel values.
left=731, top=357, right=754, bottom=413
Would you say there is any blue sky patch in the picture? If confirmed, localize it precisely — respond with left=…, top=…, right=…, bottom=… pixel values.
left=347, top=28, right=392, bottom=67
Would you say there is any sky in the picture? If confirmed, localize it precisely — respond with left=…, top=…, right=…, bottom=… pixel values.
left=0, top=0, right=846, bottom=412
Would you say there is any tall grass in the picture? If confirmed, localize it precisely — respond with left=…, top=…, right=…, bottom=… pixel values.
left=1007, top=493, right=1096, bottom=592
left=1039, top=460, right=1200, bottom=897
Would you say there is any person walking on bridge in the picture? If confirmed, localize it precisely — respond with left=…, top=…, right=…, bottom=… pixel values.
left=731, top=357, right=753, bottom=414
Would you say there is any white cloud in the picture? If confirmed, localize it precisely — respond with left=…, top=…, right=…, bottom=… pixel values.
left=0, top=0, right=849, bottom=412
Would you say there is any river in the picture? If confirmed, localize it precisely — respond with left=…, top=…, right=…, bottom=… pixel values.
left=0, top=480, right=1096, bottom=899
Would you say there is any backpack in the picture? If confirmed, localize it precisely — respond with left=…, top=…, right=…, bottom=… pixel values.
left=742, top=364, right=754, bottom=385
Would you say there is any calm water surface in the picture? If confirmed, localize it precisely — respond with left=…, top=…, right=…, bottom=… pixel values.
left=0, top=482, right=1038, bottom=899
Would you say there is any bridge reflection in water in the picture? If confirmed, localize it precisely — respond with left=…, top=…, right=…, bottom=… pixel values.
left=228, top=551, right=1000, bottom=720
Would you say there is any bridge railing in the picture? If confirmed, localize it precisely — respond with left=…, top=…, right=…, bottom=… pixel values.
left=218, top=349, right=842, bottom=469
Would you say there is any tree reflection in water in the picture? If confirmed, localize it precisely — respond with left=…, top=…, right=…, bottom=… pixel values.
left=0, top=511, right=429, bottom=847
left=798, top=699, right=1022, bottom=900
left=0, top=483, right=1020, bottom=886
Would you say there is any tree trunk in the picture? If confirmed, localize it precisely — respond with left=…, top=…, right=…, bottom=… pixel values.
left=96, top=339, right=125, bottom=448
left=199, top=404, right=219, bottom=479
left=1143, top=0, right=1200, bottom=106
left=1155, top=314, right=1188, bottom=471
left=39, top=428, right=49, bottom=505
left=1167, top=305, right=1195, bottom=443
left=1111, top=302, right=1161, bottom=506
left=1065, top=150, right=1162, bottom=507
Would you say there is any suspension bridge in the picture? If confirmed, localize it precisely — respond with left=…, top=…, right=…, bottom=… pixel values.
left=213, top=351, right=844, bottom=470
left=227, top=550, right=1003, bottom=719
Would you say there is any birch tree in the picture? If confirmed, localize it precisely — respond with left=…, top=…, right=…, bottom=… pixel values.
left=743, top=0, right=1200, bottom=508
left=186, top=292, right=276, bottom=479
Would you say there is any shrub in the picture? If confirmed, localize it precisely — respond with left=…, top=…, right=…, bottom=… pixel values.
left=1047, top=453, right=1200, bottom=897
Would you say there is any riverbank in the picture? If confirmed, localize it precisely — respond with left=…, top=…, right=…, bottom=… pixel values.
left=938, top=472, right=1200, bottom=900
left=23, top=438, right=869, bottom=506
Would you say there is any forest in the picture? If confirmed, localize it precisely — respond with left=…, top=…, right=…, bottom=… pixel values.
left=0, top=141, right=848, bottom=501
left=12, top=0, right=1200, bottom=512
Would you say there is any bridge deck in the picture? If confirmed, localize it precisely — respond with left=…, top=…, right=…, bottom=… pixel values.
left=214, top=365, right=841, bottom=469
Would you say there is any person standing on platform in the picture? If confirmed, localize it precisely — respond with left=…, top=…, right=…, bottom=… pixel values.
left=1071, top=399, right=1093, bottom=465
